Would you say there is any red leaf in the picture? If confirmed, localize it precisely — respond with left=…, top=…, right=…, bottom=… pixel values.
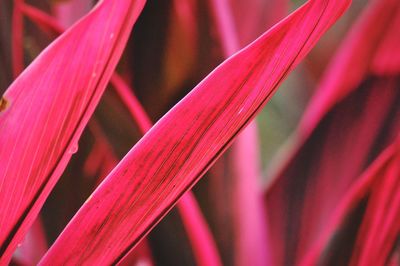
left=0, top=0, right=145, bottom=262
left=302, top=139, right=400, bottom=265
left=230, top=0, right=288, bottom=47
left=264, top=0, right=400, bottom=264
left=117, top=238, right=154, bottom=266
left=23, top=8, right=222, bottom=264
left=12, top=217, right=48, bottom=265
left=111, top=75, right=223, bottom=266
left=39, top=0, right=350, bottom=264
left=209, top=0, right=275, bottom=264
left=53, top=0, right=93, bottom=28
left=349, top=146, right=400, bottom=265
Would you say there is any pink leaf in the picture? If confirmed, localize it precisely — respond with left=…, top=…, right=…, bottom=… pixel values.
left=39, top=0, right=350, bottom=264
left=302, top=139, right=400, bottom=265
left=0, top=0, right=146, bottom=262
left=12, top=217, right=48, bottom=266
left=23, top=8, right=221, bottom=264
left=111, top=74, right=222, bottom=266
left=230, top=0, right=288, bottom=47
left=208, top=0, right=273, bottom=264
left=264, top=0, right=400, bottom=264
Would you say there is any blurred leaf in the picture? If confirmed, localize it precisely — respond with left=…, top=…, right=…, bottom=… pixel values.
left=264, top=0, right=400, bottom=264
left=303, top=142, right=400, bottom=265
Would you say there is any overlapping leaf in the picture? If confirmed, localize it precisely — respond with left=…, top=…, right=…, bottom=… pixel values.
left=110, top=75, right=222, bottom=266
left=39, top=0, right=351, bottom=264
left=12, top=218, right=47, bottom=265
left=0, top=0, right=145, bottom=262
left=302, top=140, right=400, bottom=265
left=264, top=0, right=400, bottom=264
left=208, top=0, right=275, bottom=264
left=21, top=6, right=222, bottom=264
left=230, top=0, right=287, bottom=47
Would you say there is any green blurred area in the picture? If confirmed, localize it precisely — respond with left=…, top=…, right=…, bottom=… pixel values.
left=257, top=0, right=366, bottom=172
left=257, top=66, right=311, bottom=170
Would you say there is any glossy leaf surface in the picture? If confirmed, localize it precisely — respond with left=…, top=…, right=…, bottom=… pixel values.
left=40, top=0, right=350, bottom=264
left=0, top=0, right=145, bottom=262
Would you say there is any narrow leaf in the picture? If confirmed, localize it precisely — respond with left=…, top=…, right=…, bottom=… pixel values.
left=230, top=0, right=288, bottom=47
left=209, top=0, right=272, bottom=264
left=12, top=217, right=48, bottom=265
left=40, top=0, right=350, bottom=264
left=111, top=75, right=222, bottom=266
left=23, top=8, right=222, bottom=263
left=264, top=0, right=400, bottom=264
left=0, top=0, right=145, bottom=262
left=302, top=140, right=400, bottom=265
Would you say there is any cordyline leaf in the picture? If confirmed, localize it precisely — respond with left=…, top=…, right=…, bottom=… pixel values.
left=19, top=3, right=64, bottom=36
left=12, top=218, right=47, bottom=265
left=298, top=0, right=400, bottom=135
left=23, top=2, right=220, bottom=263
left=230, top=0, right=288, bottom=47
left=175, top=192, right=221, bottom=266
left=264, top=0, right=400, bottom=265
left=111, top=74, right=223, bottom=266
left=342, top=145, right=400, bottom=266
left=0, top=0, right=145, bottom=262
left=53, top=0, right=93, bottom=28
left=40, top=0, right=350, bottom=264
left=302, top=139, right=400, bottom=265
left=23, top=8, right=222, bottom=264
left=84, top=120, right=119, bottom=183
left=209, top=0, right=273, bottom=264
left=117, top=237, right=154, bottom=266
left=84, top=122, right=155, bottom=266
left=106, top=65, right=222, bottom=265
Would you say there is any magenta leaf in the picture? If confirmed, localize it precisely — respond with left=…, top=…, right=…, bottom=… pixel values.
left=302, top=140, right=400, bottom=265
left=39, top=0, right=350, bottom=264
left=12, top=217, right=48, bottom=265
left=209, top=0, right=274, bottom=264
left=229, top=0, right=288, bottom=47
left=0, top=0, right=146, bottom=262
left=22, top=8, right=222, bottom=264
left=264, top=0, right=400, bottom=264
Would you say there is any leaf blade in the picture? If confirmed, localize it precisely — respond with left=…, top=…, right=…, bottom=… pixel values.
left=40, top=0, right=350, bottom=264
left=0, top=0, right=145, bottom=262
left=263, top=1, right=400, bottom=264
